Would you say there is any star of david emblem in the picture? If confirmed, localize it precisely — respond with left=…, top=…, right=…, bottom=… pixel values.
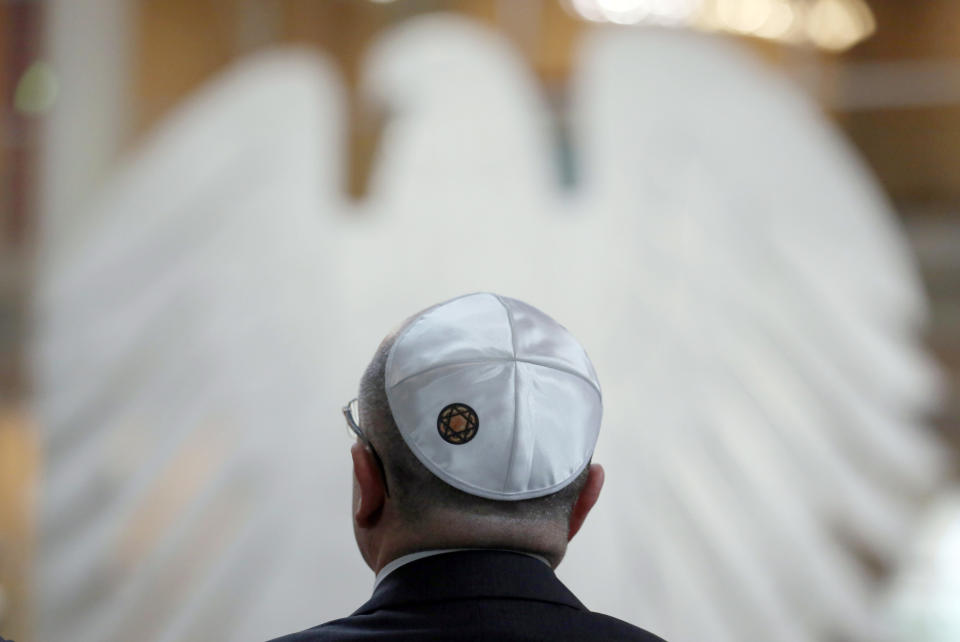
left=437, top=403, right=479, bottom=445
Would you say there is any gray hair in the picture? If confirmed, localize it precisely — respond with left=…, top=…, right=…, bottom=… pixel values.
left=358, top=331, right=589, bottom=526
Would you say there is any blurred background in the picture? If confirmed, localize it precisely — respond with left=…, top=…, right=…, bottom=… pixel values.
left=2, top=1, right=960, bottom=641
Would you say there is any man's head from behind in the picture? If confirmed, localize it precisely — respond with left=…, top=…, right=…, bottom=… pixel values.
left=348, top=293, right=605, bottom=572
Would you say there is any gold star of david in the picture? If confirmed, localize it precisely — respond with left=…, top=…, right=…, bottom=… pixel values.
left=437, top=403, right=479, bottom=444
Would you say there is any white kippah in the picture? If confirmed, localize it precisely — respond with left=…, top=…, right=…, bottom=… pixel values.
left=384, top=292, right=602, bottom=501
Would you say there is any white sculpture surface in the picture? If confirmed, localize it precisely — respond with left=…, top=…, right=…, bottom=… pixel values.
left=886, top=488, right=960, bottom=642
left=32, top=16, right=947, bottom=642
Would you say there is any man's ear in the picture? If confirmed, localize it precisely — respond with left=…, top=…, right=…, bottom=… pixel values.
left=351, top=442, right=386, bottom=528
left=568, top=463, right=604, bottom=541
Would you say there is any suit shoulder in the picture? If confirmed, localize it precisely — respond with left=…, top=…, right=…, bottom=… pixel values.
left=265, top=619, right=348, bottom=642
left=266, top=607, right=668, bottom=642
left=581, top=611, right=668, bottom=641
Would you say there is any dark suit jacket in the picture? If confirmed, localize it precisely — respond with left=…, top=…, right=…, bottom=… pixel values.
left=269, top=550, right=666, bottom=641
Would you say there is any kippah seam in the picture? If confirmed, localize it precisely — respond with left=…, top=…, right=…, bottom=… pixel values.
left=383, top=291, right=488, bottom=388
left=495, top=295, right=521, bottom=494
left=387, top=356, right=600, bottom=395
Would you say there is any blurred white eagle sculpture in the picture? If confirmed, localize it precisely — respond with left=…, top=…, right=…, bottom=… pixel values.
left=32, top=14, right=947, bottom=642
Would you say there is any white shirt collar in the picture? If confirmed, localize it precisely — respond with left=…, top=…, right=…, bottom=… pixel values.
left=374, top=548, right=552, bottom=589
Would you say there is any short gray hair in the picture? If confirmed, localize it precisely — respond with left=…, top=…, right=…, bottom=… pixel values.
left=358, top=331, right=589, bottom=526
